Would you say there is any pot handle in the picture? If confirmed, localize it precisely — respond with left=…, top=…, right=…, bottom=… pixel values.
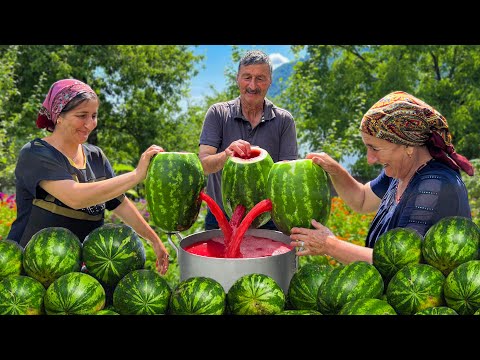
left=166, top=232, right=183, bottom=255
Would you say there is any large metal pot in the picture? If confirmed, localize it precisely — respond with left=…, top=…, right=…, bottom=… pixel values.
left=168, top=229, right=298, bottom=294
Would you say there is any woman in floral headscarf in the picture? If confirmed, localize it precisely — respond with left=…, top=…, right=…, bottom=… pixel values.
left=289, top=91, right=473, bottom=264
left=8, top=79, right=169, bottom=274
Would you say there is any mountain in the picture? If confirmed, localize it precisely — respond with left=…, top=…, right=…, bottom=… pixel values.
left=267, top=61, right=296, bottom=99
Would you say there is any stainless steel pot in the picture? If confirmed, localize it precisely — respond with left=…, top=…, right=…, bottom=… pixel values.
left=168, top=229, right=298, bottom=294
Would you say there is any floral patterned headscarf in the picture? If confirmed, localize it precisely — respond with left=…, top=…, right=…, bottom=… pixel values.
left=36, top=79, right=97, bottom=132
left=360, top=91, right=474, bottom=176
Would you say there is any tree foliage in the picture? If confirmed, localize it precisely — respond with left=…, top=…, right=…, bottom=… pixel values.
left=0, top=45, right=203, bottom=192
left=280, top=45, right=480, bottom=180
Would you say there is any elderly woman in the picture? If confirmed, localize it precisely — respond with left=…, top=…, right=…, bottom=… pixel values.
left=290, top=91, right=474, bottom=264
left=7, top=79, right=170, bottom=274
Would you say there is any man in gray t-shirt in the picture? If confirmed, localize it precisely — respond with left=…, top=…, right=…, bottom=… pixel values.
left=199, top=49, right=298, bottom=230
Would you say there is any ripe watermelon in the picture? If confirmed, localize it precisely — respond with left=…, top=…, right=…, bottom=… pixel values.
left=221, top=146, right=274, bottom=228
left=443, top=260, right=480, bottom=315
left=82, top=223, right=146, bottom=288
left=386, top=263, right=445, bottom=315
left=0, top=275, right=46, bottom=315
left=145, top=152, right=205, bottom=233
left=317, top=261, right=384, bottom=315
left=277, top=309, right=322, bottom=315
left=23, top=227, right=82, bottom=288
left=113, top=269, right=171, bottom=315
left=44, top=272, right=105, bottom=315
left=422, top=216, right=480, bottom=276
left=0, top=239, right=23, bottom=280
left=227, top=273, right=285, bottom=315
left=338, top=298, right=397, bottom=315
left=372, top=227, right=423, bottom=283
left=267, top=159, right=330, bottom=234
left=287, top=263, right=332, bottom=310
left=415, top=306, right=458, bottom=315
left=170, top=276, right=226, bottom=315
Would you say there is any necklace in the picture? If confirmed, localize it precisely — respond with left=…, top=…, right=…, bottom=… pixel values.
left=395, top=160, right=430, bottom=203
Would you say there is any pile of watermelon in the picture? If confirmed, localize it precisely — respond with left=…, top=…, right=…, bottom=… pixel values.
left=3, top=150, right=480, bottom=316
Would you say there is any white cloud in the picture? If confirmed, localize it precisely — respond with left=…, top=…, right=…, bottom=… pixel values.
left=269, top=53, right=289, bottom=70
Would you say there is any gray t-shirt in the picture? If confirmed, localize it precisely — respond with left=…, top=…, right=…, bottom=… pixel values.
left=199, top=96, right=298, bottom=211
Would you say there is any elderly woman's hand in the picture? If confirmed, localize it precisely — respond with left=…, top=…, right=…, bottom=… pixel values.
left=290, top=219, right=335, bottom=256
left=306, top=152, right=343, bottom=176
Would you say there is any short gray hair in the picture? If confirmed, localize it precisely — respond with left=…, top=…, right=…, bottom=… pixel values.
left=238, top=50, right=273, bottom=76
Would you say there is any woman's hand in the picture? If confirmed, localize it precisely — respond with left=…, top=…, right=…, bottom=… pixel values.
left=306, top=152, right=343, bottom=176
left=290, top=219, right=335, bottom=256
left=153, top=241, right=170, bottom=275
left=136, top=145, right=165, bottom=181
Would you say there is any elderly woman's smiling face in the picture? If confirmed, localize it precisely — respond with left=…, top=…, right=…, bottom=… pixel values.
left=361, top=132, right=413, bottom=180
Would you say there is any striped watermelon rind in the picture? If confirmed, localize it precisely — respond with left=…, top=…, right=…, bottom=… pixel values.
left=372, top=227, right=423, bottom=283
left=422, top=216, right=480, bottom=276
left=23, top=227, right=82, bottom=288
left=287, top=263, right=332, bottom=310
left=145, top=152, right=205, bottom=233
left=83, top=223, right=146, bottom=288
left=44, top=272, right=106, bottom=315
left=227, top=273, right=285, bottom=315
left=338, top=298, right=397, bottom=315
left=170, top=276, right=226, bottom=315
left=0, top=239, right=24, bottom=280
left=317, top=261, right=384, bottom=315
left=415, top=306, right=458, bottom=315
left=386, top=263, right=445, bottom=315
left=267, top=159, right=330, bottom=235
left=443, top=260, right=480, bottom=315
left=113, top=269, right=171, bottom=315
left=0, top=275, right=46, bottom=315
left=221, top=146, right=274, bottom=228
left=277, top=309, right=322, bottom=315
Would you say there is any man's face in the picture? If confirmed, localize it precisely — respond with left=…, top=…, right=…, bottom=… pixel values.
left=237, top=63, right=272, bottom=106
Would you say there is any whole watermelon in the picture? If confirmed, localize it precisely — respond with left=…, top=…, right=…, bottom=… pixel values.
left=44, top=272, right=106, bottom=315
left=221, top=146, right=274, bottom=228
left=0, top=239, right=24, bottom=280
left=386, top=263, right=445, bottom=315
left=338, top=298, right=397, bottom=315
left=145, top=152, right=205, bottom=233
left=317, top=261, right=384, bottom=315
left=422, top=216, right=480, bottom=276
left=227, top=273, right=285, bottom=315
left=287, top=263, right=332, bottom=310
left=267, top=159, right=330, bottom=234
left=443, top=260, right=480, bottom=315
left=0, top=275, right=46, bottom=315
left=372, top=227, right=423, bottom=283
left=415, top=306, right=458, bottom=315
left=83, top=224, right=146, bottom=288
left=113, top=269, right=171, bottom=315
left=23, top=227, right=82, bottom=288
left=170, top=276, right=226, bottom=315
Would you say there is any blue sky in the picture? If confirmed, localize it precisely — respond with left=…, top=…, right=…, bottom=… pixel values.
left=188, top=45, right=297, bottom=101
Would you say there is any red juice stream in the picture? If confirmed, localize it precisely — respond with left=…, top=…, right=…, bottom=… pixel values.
left=225, top=199, right=273, bottom=258
left=199, top=191, right=232, bottom=244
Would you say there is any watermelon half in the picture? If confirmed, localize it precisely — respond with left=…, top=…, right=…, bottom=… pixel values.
left=221, top=146, right=274, bottom=228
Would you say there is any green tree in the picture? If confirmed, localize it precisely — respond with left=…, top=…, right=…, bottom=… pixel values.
left=0, top=45, right=203, bottom=191
left=281, top=45, right=480, bottom=180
